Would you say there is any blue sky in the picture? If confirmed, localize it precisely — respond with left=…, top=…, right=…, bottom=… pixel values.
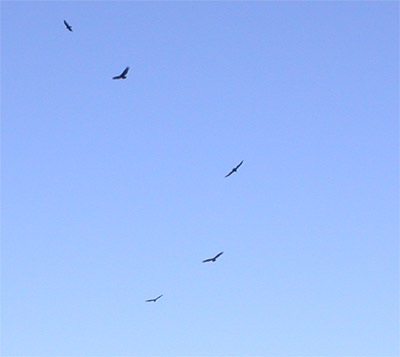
left=1, top=1, right=399, bottom=356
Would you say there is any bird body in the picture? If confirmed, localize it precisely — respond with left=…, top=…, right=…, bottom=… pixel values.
left=225, top=160, right=244, bottom=177
left=113, top=66, right=130, bottom=80
left=63, top=20, right=72, bottom=32
left=202, top=251, right=224, bottom=263
left=146, top=294, right=163, bottom=303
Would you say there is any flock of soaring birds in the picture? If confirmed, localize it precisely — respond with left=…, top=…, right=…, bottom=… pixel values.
left=63, top=19, right=244, bottom=304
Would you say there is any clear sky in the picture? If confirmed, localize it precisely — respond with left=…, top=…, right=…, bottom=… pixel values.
left=1, top=1, right=399, bottom=356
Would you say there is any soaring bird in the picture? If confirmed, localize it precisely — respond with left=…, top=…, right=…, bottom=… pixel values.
left=113, top=66, right=130, bottom=80
left=202, top=251, right=224, bottom=263
left=225, top=160, right=243, bottom=177
left=63, top=20, right=73, bottom=32
left=146, top=295, right=163, bottom=303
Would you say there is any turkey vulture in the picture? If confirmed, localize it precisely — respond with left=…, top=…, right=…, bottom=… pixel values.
left=113, top=66, right=130, bottom=80
left=146, top=295, right=163, bottom=303
left=202, top=251, right=224, bottom=263
left=225, top=160, right=243, bottom=177
left=63, top=20, right=72, bottom=32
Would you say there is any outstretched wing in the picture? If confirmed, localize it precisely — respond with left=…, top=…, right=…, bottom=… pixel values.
left=146, top=299, right=155, bottom=302
left=113, top=75, right=121, bottom=80
left=235, top=160, right=244, bottom=170
left=214, top=251, right=224, bottom=260
left=225, top=170, right=234, bottom=178
left=202, top=258, right=213, bottom=263
left=155, top=295, right=163, bottom=301
left=121, top=66, right=129, bottom=77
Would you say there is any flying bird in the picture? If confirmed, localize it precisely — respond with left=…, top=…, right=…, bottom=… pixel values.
left=63, top=20, right=73, bottom=32
left=113, top=66, right=130, bottom=80
left=202, top=251, right=224, bottom=263
left=146, top=295, right=163, bottom=303
left=225, top=160, right=243, bottom=177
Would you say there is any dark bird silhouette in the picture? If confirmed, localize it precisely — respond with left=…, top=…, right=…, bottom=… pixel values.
left=146, top=295, right=163, bottom=303
left=63, top=20, right=73, bottom=32
left=113, top=66, right=130, bottom=80
left=225, top=160, right=243, bottom=177
left=202, top=251, right=224, bottom=263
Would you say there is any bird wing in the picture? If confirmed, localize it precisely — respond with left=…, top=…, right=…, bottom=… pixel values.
left=225, top=170, right=234, bottom=178
left=235, top=160, right=244, bottom=170
left=63, top=20, right=72, bottom=30
left=121, top=66, right=129, bottom=77
left=214, top=252, right=224, bottom=260
left=146, top=299, right=154, bottom=302
left=112, top=75, right=121, bottom=80
left=202, top=258, right=213, bottom=263
left=155, top=295, right=163, bottom=300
